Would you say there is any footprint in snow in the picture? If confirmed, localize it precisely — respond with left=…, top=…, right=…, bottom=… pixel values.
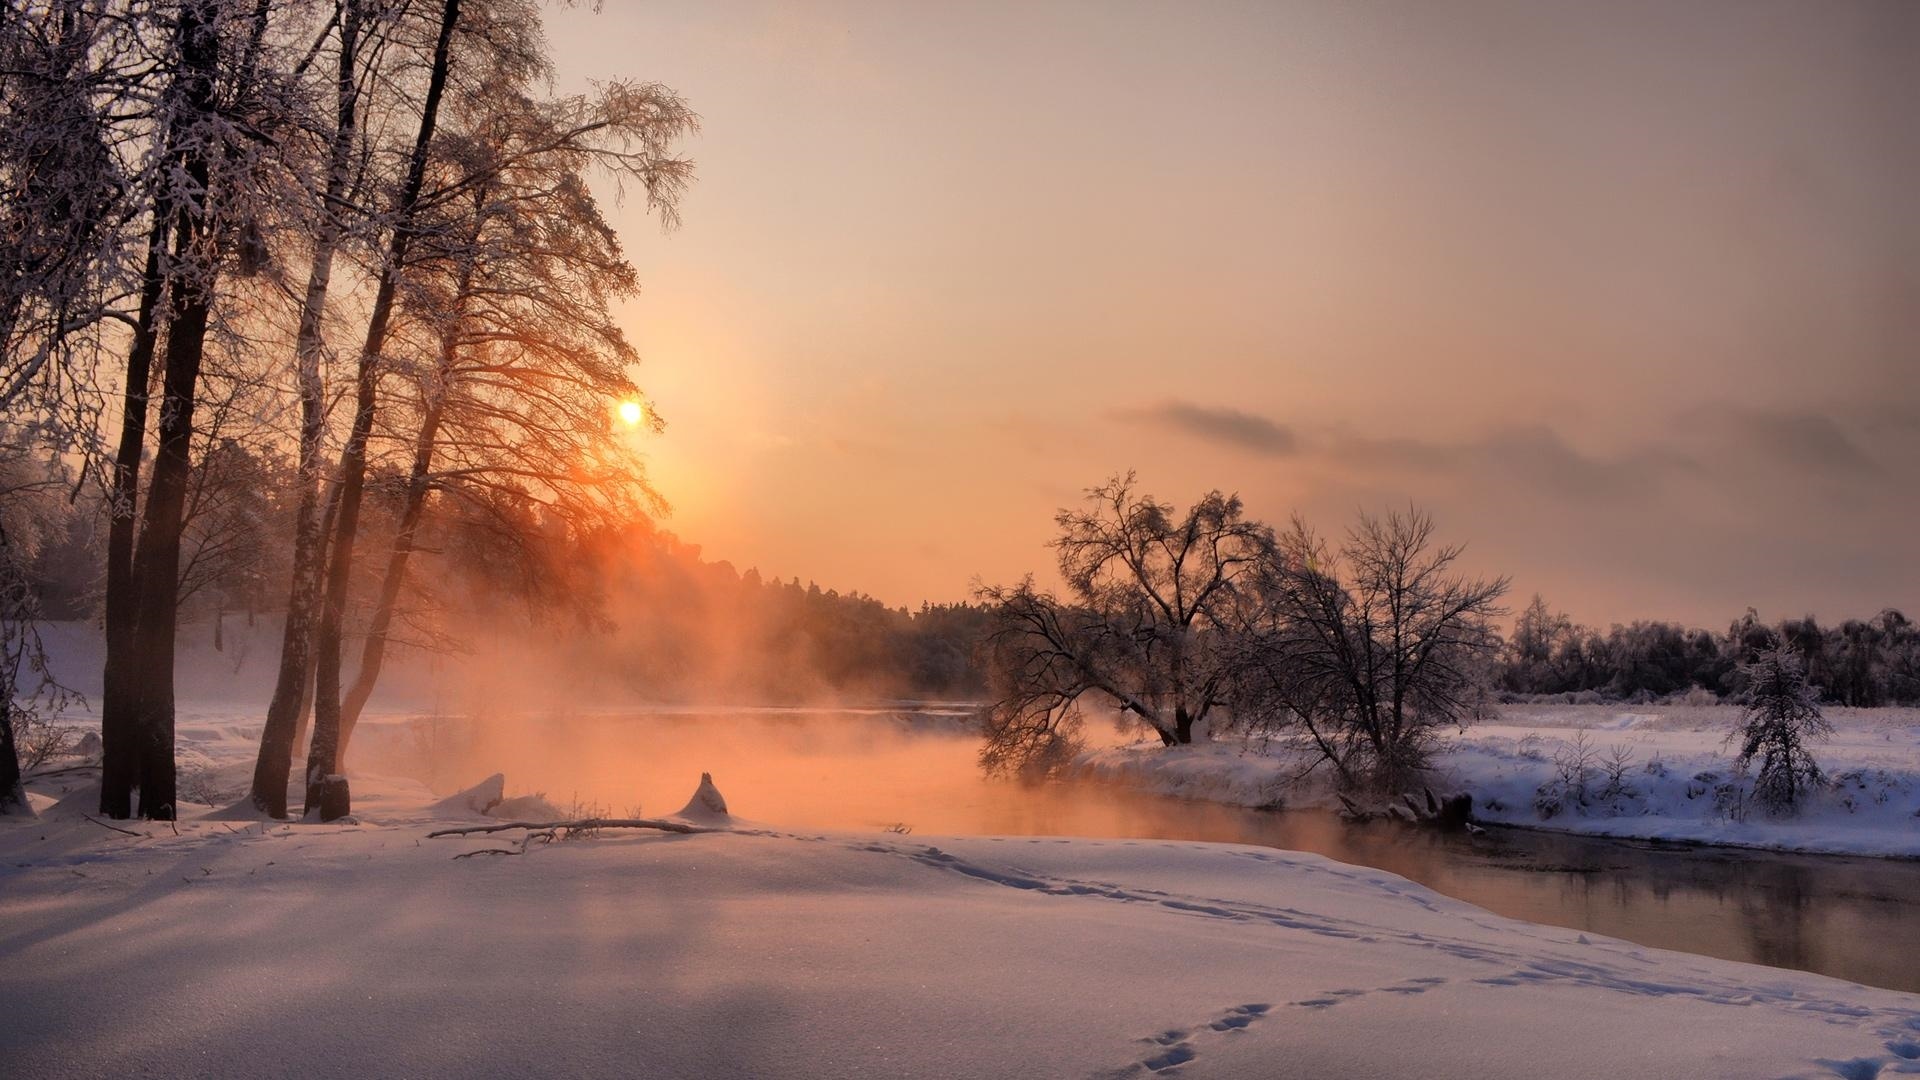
left=1208, top=1004, right=1273, bottom=1031
left=1143, top=1029, right=1187, bottom=1046
left=1819, top=1058, right=1883, bottom=1080
left=1293, top=977, right=1453, bottom=1007
left=1140, top=1044, right=1196, bottom=1073
left=1105, top=1004, right=1275, bottom=1077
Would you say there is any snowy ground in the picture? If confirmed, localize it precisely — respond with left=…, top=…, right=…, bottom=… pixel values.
left=6, top=715, right=1920, bottom=1078
left=1073, top=705, right=1920, bottom=858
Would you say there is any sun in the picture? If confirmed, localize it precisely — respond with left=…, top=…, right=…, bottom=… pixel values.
left=617, top=400, right=644, bottom=427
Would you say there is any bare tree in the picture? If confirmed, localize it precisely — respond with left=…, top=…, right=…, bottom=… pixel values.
left=1240, top=508, right=1507, bottom=791
left=976, top=475, right=1272, bottom=775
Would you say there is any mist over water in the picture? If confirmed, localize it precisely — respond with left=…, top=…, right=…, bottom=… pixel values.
left=356, top=706, right=1920, bottom=995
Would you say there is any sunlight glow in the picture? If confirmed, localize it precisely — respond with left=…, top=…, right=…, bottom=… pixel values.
left=617, top=400, right=644, bottom=427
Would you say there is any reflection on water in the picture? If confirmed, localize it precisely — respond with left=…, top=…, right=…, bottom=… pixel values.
left=369, top=708, right=1920, bottom=994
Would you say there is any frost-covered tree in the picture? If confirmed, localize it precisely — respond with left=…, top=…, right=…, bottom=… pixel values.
left=96, top=0, right=317, bottom=820
left=327, top=70, right=694, bottom=755
left=1730, top=645, right=1830, bottom=814
left=299, top=0, right=695, bottom=817
left=976, top=476, right=1273, bottom=774
left=249, top=0, right=384, bottom=819
left=1238, top=508, right=1508, bottom=791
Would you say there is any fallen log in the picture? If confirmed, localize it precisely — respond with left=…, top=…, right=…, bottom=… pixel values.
left=1335, top=790, right=1477, bottom=832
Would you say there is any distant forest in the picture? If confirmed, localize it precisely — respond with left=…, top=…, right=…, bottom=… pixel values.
left=18, top=447, right=1918, bottom=708
left=1500, top=596, right=1920, bottom=707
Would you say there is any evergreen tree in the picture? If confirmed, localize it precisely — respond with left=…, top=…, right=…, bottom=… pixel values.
left=1730, top=645, right=1831, bottom=813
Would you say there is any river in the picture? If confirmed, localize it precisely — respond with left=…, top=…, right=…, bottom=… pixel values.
left=371, top=705, right=1920, bottom=994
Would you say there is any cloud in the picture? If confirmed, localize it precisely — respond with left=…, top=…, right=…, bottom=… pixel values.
left=1329, top=425, right=1692, bottom=500
left=1742, top=410, right=1880, bottom=475
left=1112, top=400, right=1298, bottom=457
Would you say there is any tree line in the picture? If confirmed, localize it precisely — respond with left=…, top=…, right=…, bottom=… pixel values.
left=1502, top=597, right=1920, bottom=707
left=0, top=0, right=695, bottom=819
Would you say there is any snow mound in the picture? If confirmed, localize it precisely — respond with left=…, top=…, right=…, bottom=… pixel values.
left=73, top=731, right=103, bottom=759
left=492, top=793, right=563, bottom=820
left=43, top=780, right=104, bottom=818
left=205, top=796, right=279, bottom=821
left=673, top=772, right=730, bottom=824
left=431, top=773, right=505, bottom=818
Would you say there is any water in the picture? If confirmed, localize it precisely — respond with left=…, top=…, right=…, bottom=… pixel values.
left=371, top=706, right=1920, bottom=994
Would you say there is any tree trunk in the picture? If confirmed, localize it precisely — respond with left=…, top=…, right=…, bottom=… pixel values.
left=306, top=0, right=462, bottom=818
left=338, top=399, right=443, bottom=755
left=250, top=0, right=364, bottom=818
left=338, top=184, right=480, bottom=755
left=1173, top=707, right=1194, bottom=745
left=105, top=1, right=224, bottom=821
left=127, top=220, right=215, bottom=820
left=0, top=694, right=23, bottom=814
left=290, top=479, right=341, bottom=761
left=97, top=211, right=168, bottom=820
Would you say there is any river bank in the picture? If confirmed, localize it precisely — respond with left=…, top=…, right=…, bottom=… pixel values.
left=1072, top=704, right=1920, bottom=859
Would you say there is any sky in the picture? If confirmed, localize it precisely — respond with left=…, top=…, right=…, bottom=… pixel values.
left=542, top=0, right=1918, bottom=628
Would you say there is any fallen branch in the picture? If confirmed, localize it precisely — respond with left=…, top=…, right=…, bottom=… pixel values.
left=453, top=848, right=522, bottom=859
left=26, top=763, right=103, bottom=780
left=427, top=817, right=722, bottom=839
left=82, top=814, right=144, bottom=838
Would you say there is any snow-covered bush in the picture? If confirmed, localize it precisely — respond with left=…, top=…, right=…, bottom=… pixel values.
left=1598, top=743, right=1637, bottom=802
left=1534, top=732, right=1645, bottom=818
left=1534, top=731, right=1595, bottom=818
left=1729, top=647, right=1831, bottom=814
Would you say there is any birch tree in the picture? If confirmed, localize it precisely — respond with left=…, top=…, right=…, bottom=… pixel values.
left=248, top=0, right=380, bottom=817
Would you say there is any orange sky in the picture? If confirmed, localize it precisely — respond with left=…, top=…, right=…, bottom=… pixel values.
left=545, top=0, right=1919, bottom=627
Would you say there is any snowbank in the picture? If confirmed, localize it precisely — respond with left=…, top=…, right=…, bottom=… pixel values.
left=1074, top=705, right=1920, bottom=858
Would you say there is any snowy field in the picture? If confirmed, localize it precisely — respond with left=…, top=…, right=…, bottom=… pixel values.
left=1074, top=705, right=1920, bottom=858
left=5, top=709, right=1920, bottom=1078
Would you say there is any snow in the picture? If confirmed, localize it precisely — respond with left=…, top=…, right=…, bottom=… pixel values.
left=430, top=772, right=507, bottom=816
left=5, top=716, right=1920, bottom=1078
left=673, top=770, right=732, bottom=823
left=1073, top=705, right=1920, bottom=858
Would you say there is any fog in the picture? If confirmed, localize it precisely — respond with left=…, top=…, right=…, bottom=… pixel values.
left=354, top=706, right=1146, bottom=834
